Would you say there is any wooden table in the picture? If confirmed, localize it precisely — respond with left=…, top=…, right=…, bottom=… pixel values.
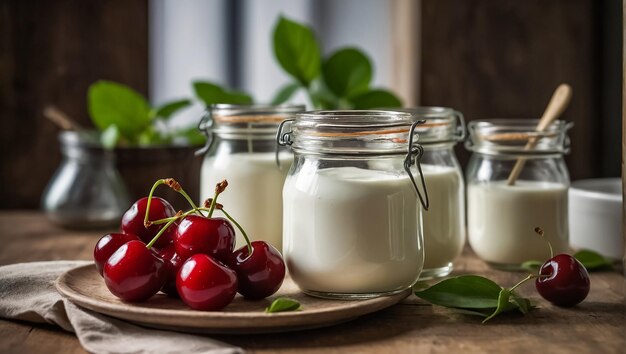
left=0, top=211, right=624, bottom=353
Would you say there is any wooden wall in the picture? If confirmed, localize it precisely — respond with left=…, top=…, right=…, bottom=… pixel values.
left=0, top=0, right=149, bottom=208
left=419, top=0, right=618, bottom=180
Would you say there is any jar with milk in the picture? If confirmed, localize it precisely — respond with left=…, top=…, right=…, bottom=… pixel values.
left=465, top=119, right=573, bottom=270
left=199, top=104, right=305, bottom=251
left=399, top=107, right=466, bottom=279
left=278, top=110, right=429, bottom=299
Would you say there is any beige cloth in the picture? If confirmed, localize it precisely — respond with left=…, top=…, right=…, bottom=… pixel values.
left=0, top=261, right=244, bottom=354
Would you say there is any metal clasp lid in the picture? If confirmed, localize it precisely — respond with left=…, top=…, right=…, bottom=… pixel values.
left=275, top=118, right=295, bottom=169
left=454, top=110, right=466, bottom=142
left=404, top=121, right=430, bottom=210
left=195, top=108, right=215, bottom=156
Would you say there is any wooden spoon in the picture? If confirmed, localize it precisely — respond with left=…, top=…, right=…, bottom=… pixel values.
left=506, top=84, right=572, bottom=185
left=43, top=105, right=84, bottom=131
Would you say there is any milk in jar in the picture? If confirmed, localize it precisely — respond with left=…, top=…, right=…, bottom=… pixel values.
left=279, top=110, right=429, bottom=299
left=199, top=104, right=304, bottom=251
left=465, top=119, right=573, bottom=270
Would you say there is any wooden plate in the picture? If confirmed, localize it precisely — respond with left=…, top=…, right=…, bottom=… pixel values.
left=56, top=264, right=410, bottom=334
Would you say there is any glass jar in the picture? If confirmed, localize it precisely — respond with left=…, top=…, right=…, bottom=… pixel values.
left=398, top=107, right=465, bottom=279
left=278, top=110, right=429, bottom=299
left=199, top=104, right=305, bottom=251
left=465, top=119, right=573, bottom=270
left=41, top=131, right=130, bottom=228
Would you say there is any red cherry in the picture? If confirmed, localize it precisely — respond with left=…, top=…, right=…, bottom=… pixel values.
left=174, top=215, right=235, bottom=263
left=226, top=241, right=286, bottom=299
left=93, top=232, right=140, bottom=276
left=535, top=254, right=590, bottom=307
left=176, top=254, right=238, bottom=311
left=121, top=197, right=177, bottom=248
left=153, top=244, right=184, bottom=297
left=103, top=240, right=165, bottom=302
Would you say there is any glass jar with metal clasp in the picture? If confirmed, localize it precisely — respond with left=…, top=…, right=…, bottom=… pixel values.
left=198, top=104, right=305, bottom=251
left=277, top=110, right=429, bottom=299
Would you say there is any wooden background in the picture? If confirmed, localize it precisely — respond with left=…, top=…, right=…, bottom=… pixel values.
left=0, top=0, right=621, bottom=208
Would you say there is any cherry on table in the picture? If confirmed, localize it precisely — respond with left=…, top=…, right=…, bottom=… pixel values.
left=93, top=232, right=140, bottom=276
left=174, top=215, right=235, bottom=263
left=104, top=240, right=165, bottom=302
left=226, top=241, right=286, bottom=300
left=176, top=253, right=238, bottom=311
left=535, top=254, right=590, bottom=307
left=121, top=197, right=177, bottom=248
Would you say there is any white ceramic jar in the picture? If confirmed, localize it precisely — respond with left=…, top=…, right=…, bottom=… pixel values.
left=278, top=110, right=429, bottom=299
left=199, top=104, right=304, bottom=251
left=465, top=119, right=573, bottom=270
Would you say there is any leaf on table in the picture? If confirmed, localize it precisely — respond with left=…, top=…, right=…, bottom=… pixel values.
left=322, top=48, right=372, bottom=99
left=273, top=16, right=321, bottom=86
left=521, top=260, right=543, bottom=273
left=574, top=250, right=613, bottom=271
left=414, top=275, right=503, bottom=309
left=265, top=298, right=301, bottom=313
left=483, top=289, right=517, bottom=323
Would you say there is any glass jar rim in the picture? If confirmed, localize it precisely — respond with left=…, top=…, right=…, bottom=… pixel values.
left=199, top=103, right=305, bottom=137
left=465, top=119, right=573, bottom=156
left=390, top=107, right=465, bottom=144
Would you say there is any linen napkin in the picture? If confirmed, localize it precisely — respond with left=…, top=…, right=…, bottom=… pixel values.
left=0, top=261, right=244, bottom=354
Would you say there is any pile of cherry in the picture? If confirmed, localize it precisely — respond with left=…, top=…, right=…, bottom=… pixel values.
left=93, top=178, right=286, bottom=311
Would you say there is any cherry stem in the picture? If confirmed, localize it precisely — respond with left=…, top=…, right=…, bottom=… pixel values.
left=145, top=212, right=181, bottom=249
left=534, top=227, right=553, bottom=259
left=219, top=208, right=253, bottom=255
left=207, top=180, right=228, bottom=218
left=509, top=274, right=536, bottom=293
left=144, top=179, right=167, bottom=227
left=164, top=178, right=202, bottom=216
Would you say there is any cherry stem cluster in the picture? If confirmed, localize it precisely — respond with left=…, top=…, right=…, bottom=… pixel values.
left=144, top=178, right=202, bottom=229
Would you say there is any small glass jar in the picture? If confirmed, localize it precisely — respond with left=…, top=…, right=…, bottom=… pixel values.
left=42, top=131, right=130, bottom=228
left=399, top=107, right=466, bottom=279
left=199, top=104, right=305, bottom=251
left=465, top=119, right=573, bottom=270
left=278, top=110, right=429, bottom=299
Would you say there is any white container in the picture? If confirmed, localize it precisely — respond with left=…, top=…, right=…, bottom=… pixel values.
left=199, top=104, right=304, bottom=250
left=279, top=110, right=429, bottom=299
left=569, top=178, right=623, bottom=260
left=465, top=119, right=573, bottom=270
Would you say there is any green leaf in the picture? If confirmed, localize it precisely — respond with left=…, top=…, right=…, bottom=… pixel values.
left=87, top=81, right=151, bottom=140
left=100, top=124, right=120, bottom=150
left=521, top=260, right=543, bottom=273
left=414, top=275, right=503, bottom=309
left=574, top=250, right=613, bottom=271
left=323, top=48, right=372, bottom=99
left=265, top=298, right=301, bottom=313
left=308, top=78, right=339, bottom=109
left=273, top=16, right=321, bottom=86
left=483, top=289, right=518, bottom=323
left=153, top=99, right=192, bottom=121
left=137, top=127, right=167, bottom=146
left=271, top=82, right=301, bottom=105
left=173, top=127, right=206, bottom=146
left=510, top=292, right=533, bottom=315
left=446, top=307, right=492, bottom=318
left=193, top=82, right=253, bottom=106
left=350, top=89, right=402, bottom=109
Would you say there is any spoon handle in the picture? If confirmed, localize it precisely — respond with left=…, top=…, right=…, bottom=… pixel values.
left=506, top=84, right=572, bottom=186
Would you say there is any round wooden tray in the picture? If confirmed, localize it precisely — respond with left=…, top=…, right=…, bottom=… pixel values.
left=56, top=264, right=410, bottom=334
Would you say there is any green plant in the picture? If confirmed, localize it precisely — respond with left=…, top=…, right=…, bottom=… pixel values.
left=271, top=16, right=402, bottom=109
left=88, top=81, right=204, bottom=148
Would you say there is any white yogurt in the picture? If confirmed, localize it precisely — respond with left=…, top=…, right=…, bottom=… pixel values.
left=421, top=165, right=465, bottom=270
left=283, top=166, right=423, bottom=295
left=467, top=181, right=569, bottom=265
left=201, top=152, right=292, bottom=250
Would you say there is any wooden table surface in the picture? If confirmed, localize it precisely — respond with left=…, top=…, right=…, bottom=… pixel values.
left=0, top=211, right=624, bottom=353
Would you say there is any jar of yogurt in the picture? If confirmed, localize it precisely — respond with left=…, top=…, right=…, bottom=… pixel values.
left=398, top=107, right=466, bottom=279
left=199, top=104, right=305, bottom=251
left=465, top=119, right=573, bottom=270
left=278, top=110, right=429, bottom=299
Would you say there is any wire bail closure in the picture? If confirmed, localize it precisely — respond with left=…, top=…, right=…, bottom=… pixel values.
left=195, top=108, right=215, bottom=156
left=275, top=118, right=295, bottom=169
left=404, top=120, right=430, bottom=210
